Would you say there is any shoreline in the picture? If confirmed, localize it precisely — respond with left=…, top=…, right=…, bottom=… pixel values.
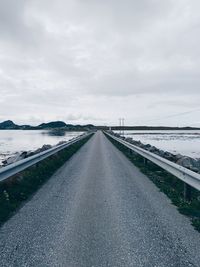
left=111, top=131, right=200, bottom=173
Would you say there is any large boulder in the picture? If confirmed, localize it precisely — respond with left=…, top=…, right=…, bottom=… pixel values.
left=34, top=144, right=52, bottom=154
left=143, top=144, right=151, bottom=149
left=162, top=151, right=176, bottom=161
left=125, top=137, right=133, bottom=143
left=174, top=154, right=183, bottom=161
left=1, top=143, right=54, bottom=167
left=147, top=146, right=158, bottom=153
left=176, top=156, right=199, bottom=171
left=2, top=151, right=28, bottom=166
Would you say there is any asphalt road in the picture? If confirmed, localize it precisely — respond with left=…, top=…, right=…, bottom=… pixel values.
left=0, top=131, right=200, bottom=267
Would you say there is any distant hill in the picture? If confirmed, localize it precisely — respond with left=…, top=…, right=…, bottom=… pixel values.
left=0, top=120, right=19, bottom=129
left=0, top=120, right=95, bottom=130
left=1, top=120, right=200, bottom=131
left=38, top=121, right=67, bottom=129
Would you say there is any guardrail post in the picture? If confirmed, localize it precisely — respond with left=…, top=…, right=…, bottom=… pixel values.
left=183, top=183, right=192, bottom=201
left=143, top=158, right=148, bottom=165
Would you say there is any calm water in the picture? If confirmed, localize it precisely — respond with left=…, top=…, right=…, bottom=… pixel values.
left=0, top=130, right=84, bottom=164
left=115, top=130, right=200, bottom=158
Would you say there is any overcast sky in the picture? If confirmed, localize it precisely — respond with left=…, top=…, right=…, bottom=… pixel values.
left=0, top=0, right=200, bottom=126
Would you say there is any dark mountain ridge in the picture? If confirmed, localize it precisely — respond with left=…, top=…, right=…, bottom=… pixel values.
left=0, top=120, right=94, bottom=130
left=0, top=120, right=19, bottom=129
left=0, top=120, right=200, bottom=131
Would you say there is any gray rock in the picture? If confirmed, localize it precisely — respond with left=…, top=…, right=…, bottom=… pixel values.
left=136, top=141, right=142, bottom=147
left=57, top=141, right=67, bottom=146
left=162, top=151, right=175, bottom=161
left=196, top=159, right=200, bottom=167
left=34, top=144, right=52, bottom=154
left=158, top=150, right=165, bottom=157
left=3, top=151, right=28, bottom=166
left=125, top=137, right=133, bottom=143
left=25, top=151, right=36, bottom=157
left=130, top=140, right=139, bottom=146
left=1, top=143, right=55, bottom=167
left=144, top=144, right=151, bottom=149
left=41, top=144, right=52, bottom=151
left=176, top=156, right=199, bottom=170
left=148, top=146, right=158, bottom=153
left=174, top=154, right=183, bottom=161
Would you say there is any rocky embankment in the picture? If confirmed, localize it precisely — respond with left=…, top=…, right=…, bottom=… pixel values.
left=111, top=132, right=200, bottom=173
left=1, top=141, right=68, bottom=167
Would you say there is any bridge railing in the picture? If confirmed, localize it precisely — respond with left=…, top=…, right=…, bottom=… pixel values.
left=0, top=132, right=93, bottom=182
left=104, top=131, right=200, bottom=199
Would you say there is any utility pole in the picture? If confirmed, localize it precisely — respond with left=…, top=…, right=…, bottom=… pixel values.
left=121, top=118, right=124, bottom=136
left=119, top=118, right=125, bottom=136
left=119, top=118, right=121, bottom=135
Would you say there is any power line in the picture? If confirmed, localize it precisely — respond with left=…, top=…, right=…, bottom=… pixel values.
left=136, top=108, right=200, bottom=125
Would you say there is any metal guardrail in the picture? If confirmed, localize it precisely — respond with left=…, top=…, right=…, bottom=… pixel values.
left=0, top=132, right=93, bottom=182
left=104, top=131, right=200, bottom=193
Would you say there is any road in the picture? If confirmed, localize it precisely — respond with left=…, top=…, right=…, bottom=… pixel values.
left=0, top=131, right=200, bottom=267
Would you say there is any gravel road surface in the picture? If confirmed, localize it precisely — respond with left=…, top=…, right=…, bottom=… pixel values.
left=0, top=131, right=200, bottom=267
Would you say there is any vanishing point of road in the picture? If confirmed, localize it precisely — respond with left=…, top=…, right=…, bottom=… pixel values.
left=0, top=131, right=200, bottom=267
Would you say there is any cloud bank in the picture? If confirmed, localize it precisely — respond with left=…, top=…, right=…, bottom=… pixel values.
left=0, top=0, right=200, bottom=126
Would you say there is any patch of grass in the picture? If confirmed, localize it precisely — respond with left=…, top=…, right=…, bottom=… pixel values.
left=106, top=135, right=200, bottom=232
left=0, top=135, right=92, bottom=225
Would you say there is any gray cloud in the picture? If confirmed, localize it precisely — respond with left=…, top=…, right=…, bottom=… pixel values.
left=0, top=0, right=200, bottom=126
